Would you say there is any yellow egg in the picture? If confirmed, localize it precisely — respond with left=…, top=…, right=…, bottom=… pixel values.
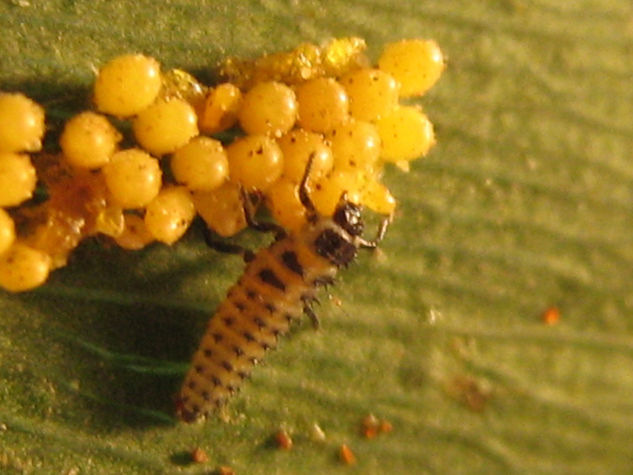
left=360, top=177, right=396, bottom=215
left=60, top=111, right=122, bottom=169
left=171, top=136, right=228, bottom=192
left=94, top=54, right=162, bottom=117
left=375, top=106, right=435, bottom=162
left=378, top=39, right=444, bottom=97
left=192, top=182, right=246, bottom=238
left=0, top=92, right=45, bottom=153
left=102, top=148, right=162, bottom=208
left=199, top=83, right=242, bottom=134
left=310, top=169, right=363, bottom=217
left=0, top=208, right=16, bottom=255
left=133, top=98, right=198, bottom=156
left=328, top=119, right=381, bottom=172
left=277, top=129, right=333, bottom=185
left=295, top=77, right=349, bottom=133
left=265, top=178, right=306, bottom=232
left=0, top=242, right=51, bottom=292
left=226, top=134, right=283, bottom=191
left=144, top=186, right=195, bottom=245
left=0, top=152, right=37, bottom=206
left=339, top=68, right=399, bottom=121
left=238, top=81, right=297, bottom=136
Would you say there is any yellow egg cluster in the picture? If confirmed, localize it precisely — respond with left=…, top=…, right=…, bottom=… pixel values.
left=0, top=37, right=444, bottom=292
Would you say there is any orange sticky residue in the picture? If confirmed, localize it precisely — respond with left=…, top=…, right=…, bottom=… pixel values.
left=361, top=413, right=393, bottom=438
left=190, top=447, right=208, bottom=463
left=339, top=444, right=356, bottom=465
left=275, top=429, right=293, bottom=450
left=541, top=306, right=560, bottom=325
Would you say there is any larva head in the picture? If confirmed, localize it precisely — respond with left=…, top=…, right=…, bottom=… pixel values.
left=313, top=195, right=364, bottom=267
left=332, top=196, right=364, bottom=237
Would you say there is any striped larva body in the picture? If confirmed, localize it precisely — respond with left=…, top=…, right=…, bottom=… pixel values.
left=176, top=159, right=391, bottom=422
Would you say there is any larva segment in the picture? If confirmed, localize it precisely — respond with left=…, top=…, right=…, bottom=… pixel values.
left=177, top=235, right=337, bottom=422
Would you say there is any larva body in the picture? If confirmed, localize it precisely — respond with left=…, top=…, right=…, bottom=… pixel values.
left=177, top=219, right=349, bottom=422
left=177, top=154, right=391, bottom=422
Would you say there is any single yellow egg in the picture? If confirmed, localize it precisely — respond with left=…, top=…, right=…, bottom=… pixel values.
left=0, top=152, right=37, bottom=207
left=60, top=111, right=122, bottom=169
left=144, top=186, right=195, bottom=245
left=238, top=81, right=297, bottom=136
left=378, top=39, right=445, bottom=97
left=171, top=137, right=228, bottom=192
left=133, top=98, right=199, bottom=156
left=0, top=92, right=45, bottom=153
left=94, top=54, right=162, bottom=117
left=0, top=242, right=51, bottom=292
left=102, top=148, right=162, bottom=208
left=226, top=134, right=283, bottom=191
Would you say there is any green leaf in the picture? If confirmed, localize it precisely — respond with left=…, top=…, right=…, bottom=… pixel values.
left=2, top=0, right=633, bottom=473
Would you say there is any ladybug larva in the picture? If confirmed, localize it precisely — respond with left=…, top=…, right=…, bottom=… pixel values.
left=176, top=157, right=391, bottom=422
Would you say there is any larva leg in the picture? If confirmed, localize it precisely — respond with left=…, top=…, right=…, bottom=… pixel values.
left=202, top=225, right=255, bottom=263
left=303, top=303, right=320, bottom=330
left=241, top=189, right=287, bottom=240
left=358, top=214, right=392, bottom=249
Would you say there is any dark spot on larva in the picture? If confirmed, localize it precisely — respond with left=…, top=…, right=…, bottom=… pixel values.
left=234, top=301, right=246, bottom=312
left=211, top=375, right=222, bottom=387
left=233, top=345, right=244, bottom=357
left=238, top=370, right=249, bottom=379
left=281, top=250, right=304, bottom=276
left=258, top=268, right=286, bottom=291
left=192, top=403, right=200, bottom=413
left=265, top=302, right=276, bottom=313
left=221, top=360, right=233, bottom=372
left=246, top=289, right=257, bottom=300
left=254, top=316, right=267, bottom=329
left=227, top=384, right=237, bottom=394
left=249, top=357, right=259, bottom=365
left=202, top=391, right=210, bottom=401
left=223, top=316, right=235, bottom=327
left=212, top=332, right=223, bottom=343
left=203, top=348, right=213, bottom=358
left=285, top=313, right=294, bottom=323
left=195, top=365, right=204, bottom=374
left=243, top=331, right=256, bottom=342
left=261, top=341, right=271, bottom=351
left=188, top=381, right=196, bottom=390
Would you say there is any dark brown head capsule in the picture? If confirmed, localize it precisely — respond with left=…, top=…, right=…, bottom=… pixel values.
left=314, top=199, right=364, bottom=268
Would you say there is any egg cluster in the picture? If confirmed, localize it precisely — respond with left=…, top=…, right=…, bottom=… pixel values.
left=0, top=37, right=444, bottom=292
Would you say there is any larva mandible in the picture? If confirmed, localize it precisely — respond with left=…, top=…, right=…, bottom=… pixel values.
left=176, top=157, right=391, bottom=422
